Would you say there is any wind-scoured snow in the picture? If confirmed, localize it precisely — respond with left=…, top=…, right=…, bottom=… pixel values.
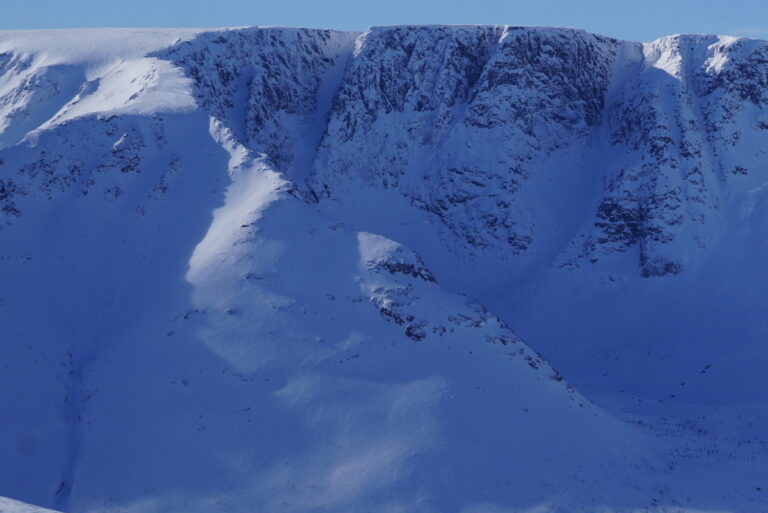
left=1, top=25, right=767, bottom=513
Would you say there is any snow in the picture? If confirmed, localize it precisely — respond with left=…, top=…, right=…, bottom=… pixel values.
left=0, top=31, right=203, bottom=149
left=38, top=58, right=198, bottom=127
left=0, top=497, right=61, bottom=513
left=0, top=24, right=767, bottom=513
left=0, top=28, right=203, bottom=69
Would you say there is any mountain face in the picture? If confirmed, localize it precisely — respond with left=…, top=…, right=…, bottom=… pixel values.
left=1, top=25, right=767, bottom=513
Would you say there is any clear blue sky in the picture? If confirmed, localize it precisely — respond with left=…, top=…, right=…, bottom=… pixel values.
left=3, top=0, right=768, bottom=42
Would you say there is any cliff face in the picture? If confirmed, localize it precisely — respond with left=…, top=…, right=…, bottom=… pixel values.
left=1, top=26, right=768, bottom=513
left=305, top=28, right=768, bottom=279
left=4, top=27, right=768, bottom=277
left=313, top=27, right=619, bottom=258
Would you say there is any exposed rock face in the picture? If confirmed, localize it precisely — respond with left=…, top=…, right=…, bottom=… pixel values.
left=309, top=28, right=768, bottom=277
left=157, top=28, right=355, bottom=171
left=313, top=27, right=620, bottom=256
left=3, top=27, right=768, bottom=277
left=563, top=35, right=768, bottom=276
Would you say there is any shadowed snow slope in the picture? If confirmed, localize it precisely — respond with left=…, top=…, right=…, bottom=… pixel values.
left=0, top=26, right=767, bottom=513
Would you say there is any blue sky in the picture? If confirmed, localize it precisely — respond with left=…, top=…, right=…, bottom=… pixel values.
left=3, top=0, right=768, bottom=42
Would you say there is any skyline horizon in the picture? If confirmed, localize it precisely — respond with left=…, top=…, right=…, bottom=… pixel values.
left=3, top=0, right=768, bottom=43
left=1, top=23, right=767, bottom=44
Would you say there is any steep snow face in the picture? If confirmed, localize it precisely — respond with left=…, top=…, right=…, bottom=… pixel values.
left=313, top=26, right=619, bottom=263
left=1, top=25, right=768, bottom=513
left=309, top=28, right=768, bottom=281
left=561, top=34, right=768, bottom=277
left=157, top=28, right=357, bottom=176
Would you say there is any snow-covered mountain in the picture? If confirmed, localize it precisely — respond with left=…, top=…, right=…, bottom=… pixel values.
left=1, top=26, right=767, bottom=513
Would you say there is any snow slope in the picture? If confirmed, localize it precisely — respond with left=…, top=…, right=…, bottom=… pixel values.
left=0, top=497, right=62, bottom=513
left=0, top=26, right=767, bottom=513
